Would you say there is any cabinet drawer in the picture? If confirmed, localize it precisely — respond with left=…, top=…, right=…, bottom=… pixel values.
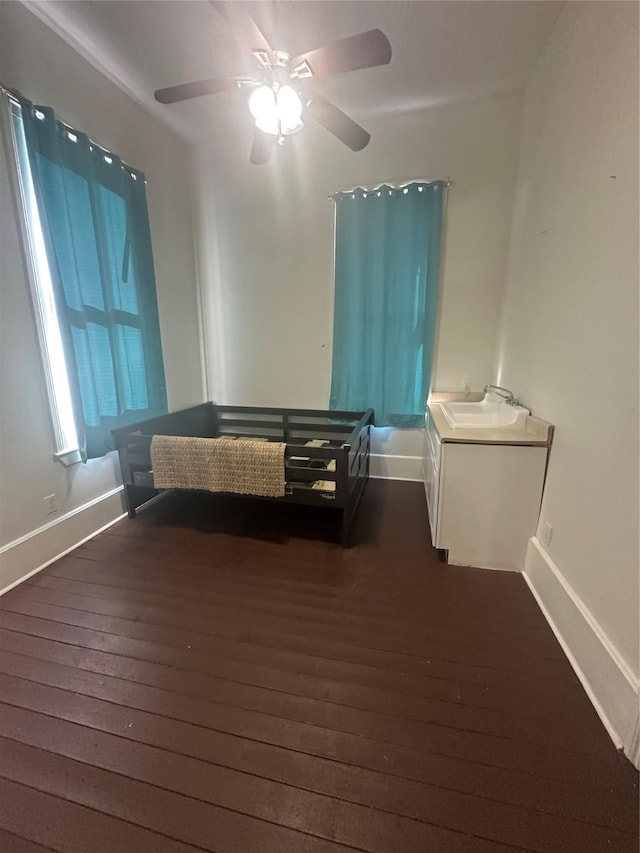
left=425, top=456, right=440, bottom=545
left=423, top=409, right=441, bottom=546
left=425, top=410, right=442, bottom=467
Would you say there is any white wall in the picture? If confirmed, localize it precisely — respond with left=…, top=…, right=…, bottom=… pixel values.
left=0, top=3, right=203, bottom=590
left=496, top=1, right=639, bottom=760
left=195, top=92, right=523, bottom=476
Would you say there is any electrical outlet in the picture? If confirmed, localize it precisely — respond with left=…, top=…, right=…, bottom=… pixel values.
left=463, top=379, right=470, bottom=395
left=44, top=494, right=57, bottom=515
left=541, top=522, right=553, bottom=547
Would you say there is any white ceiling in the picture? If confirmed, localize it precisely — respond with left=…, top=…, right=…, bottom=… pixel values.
left=26, top=0, right=564, bottom=145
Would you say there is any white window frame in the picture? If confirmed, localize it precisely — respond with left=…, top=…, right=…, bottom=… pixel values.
left=1, top=91, right=81, bottom=465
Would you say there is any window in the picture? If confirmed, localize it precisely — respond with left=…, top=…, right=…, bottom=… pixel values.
left=2, top=90, right=167, bottom=462
left=329, top=181, right=445, bottom=428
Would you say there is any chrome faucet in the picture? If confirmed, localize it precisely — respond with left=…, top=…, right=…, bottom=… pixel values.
left=484, top=384, right=520, bottom=406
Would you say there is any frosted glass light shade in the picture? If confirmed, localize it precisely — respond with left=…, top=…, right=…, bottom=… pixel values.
left=255, top=114, right=279, bottom=135
left=276, top=86, right=301, bottom=120
left=249, top=85, right=276, bottom=121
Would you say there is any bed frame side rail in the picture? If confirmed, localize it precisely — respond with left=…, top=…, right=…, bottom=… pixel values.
left=112, top=402, right=215, bottom=517
left=338, top=409, right=374, bottom=545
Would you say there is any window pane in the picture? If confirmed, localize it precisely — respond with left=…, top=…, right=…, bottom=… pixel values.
left=95, top=183, right=139, bottom=316
left=71, top=323, right=117, bottom=424
left=35, top=153, right=104, bottom=312
left=113, top=324, right=148, bottom=411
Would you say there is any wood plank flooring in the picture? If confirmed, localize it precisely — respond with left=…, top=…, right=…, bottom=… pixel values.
left=0, top=479, right=637, bottom=852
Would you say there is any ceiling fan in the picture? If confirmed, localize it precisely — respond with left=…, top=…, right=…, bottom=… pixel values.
left=153, top=1, right=392, bottom=164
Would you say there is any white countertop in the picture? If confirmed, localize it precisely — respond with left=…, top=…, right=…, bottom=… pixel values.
left=428, top=393, right=554, bottom=446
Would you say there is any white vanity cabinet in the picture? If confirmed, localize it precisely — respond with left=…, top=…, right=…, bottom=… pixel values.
left=424, top=405, right=551, bottom=571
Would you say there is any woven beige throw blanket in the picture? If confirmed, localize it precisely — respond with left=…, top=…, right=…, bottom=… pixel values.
left=150, top=436, right=286, bottom=498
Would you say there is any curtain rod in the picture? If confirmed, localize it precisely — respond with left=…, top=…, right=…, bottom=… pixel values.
left=328, top=178, right=453, bottom=201
left=1, top=83, right=144, bottom=181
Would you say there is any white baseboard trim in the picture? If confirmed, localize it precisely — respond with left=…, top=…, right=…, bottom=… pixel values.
left=0, top=486, right=126, bottom=596
left=370, top=453, right=422, bottom=482
left=524, top=536, right=639, bottom=767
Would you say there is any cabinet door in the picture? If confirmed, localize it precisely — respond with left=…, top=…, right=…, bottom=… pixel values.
left=439, top=443, right=547, bottom=570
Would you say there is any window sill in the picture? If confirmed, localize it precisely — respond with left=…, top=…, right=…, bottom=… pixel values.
left=54, top=449, right=83, bottom=467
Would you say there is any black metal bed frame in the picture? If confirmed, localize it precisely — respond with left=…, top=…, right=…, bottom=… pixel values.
left=112, top=403, right=374, bottom=546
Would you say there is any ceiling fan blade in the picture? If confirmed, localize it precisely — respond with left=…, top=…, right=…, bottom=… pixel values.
left=250, top=128, right=275, bottom=165
left=154, top=77, right=241, bottom=104
left=290, top=29, right=391, bottom=80
left=210, top=1, right=273, bottom=54
left=306, top=95, right=370, bottom=152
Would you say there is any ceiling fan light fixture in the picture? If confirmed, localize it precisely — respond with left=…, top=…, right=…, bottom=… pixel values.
left=156, top=9, right=390, bottom=162
left=249, top=83, right=303, bottom=137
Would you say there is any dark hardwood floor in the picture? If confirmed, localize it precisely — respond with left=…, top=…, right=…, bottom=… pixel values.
left=0, top=479, right=637, bottom=852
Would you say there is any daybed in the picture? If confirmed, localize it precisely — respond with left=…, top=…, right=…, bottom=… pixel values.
left=112, top=403, right=374, bottom=546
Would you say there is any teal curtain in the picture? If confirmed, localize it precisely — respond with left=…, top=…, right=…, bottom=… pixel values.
left=17, top=93, right=167, bottom=459
left=330, top=181, right=444, bottom=427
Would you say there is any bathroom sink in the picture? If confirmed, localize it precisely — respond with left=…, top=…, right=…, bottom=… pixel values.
left=440, top=393, right=530, bottom=429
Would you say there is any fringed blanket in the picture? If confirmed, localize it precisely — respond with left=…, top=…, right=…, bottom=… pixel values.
left=150, top=436, right=286, bottom=498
